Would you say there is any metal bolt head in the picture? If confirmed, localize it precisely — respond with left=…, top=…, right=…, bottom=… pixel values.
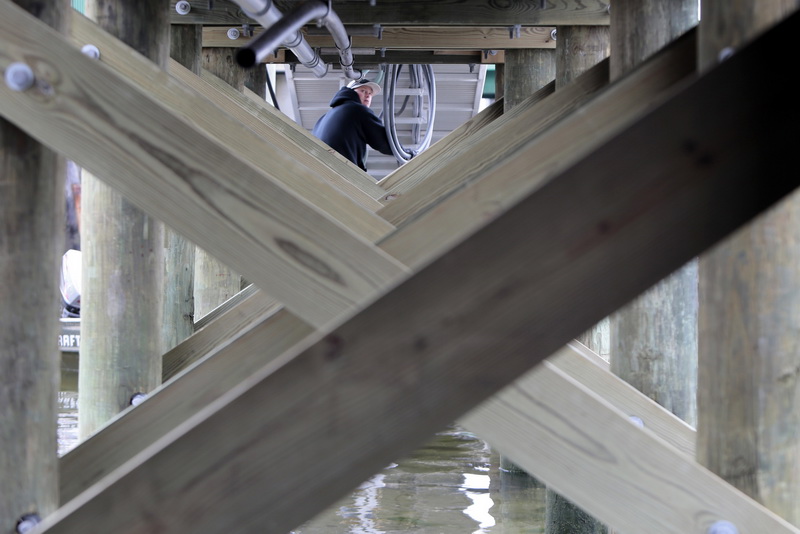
left=16, top=514, right=41, bottom=534
left=81, top=44, right=101, bottom=59
left=550, top=29, right=557, bottom=41
left=227, top=27, right=241, bottom=40
left=718, top=47, right=735, bottom=62
left=130, top=393, right=148, bottom=406
left=708, top=520, right=739, bottom=534
left=175, top=1, right=191, bottom=15
left=5, top=62, right=35, bottom=92
left=629, top=415, right=645, bottom=428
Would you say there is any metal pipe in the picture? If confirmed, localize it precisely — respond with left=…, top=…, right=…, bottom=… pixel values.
left=234, top=0, right=362, bottom=79
left=317, top=4, right=362, bottom=79
left=230, top=0, right=327, bottom=77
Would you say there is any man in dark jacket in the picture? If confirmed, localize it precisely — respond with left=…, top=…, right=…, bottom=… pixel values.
left=312, top=79, right=394, bottom=172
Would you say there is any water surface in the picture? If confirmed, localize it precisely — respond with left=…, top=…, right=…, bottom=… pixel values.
left=59, top=360, right=545, bottom=533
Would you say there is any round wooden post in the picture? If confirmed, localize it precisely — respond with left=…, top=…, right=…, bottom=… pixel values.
left=192, top=47, right=246, bottom=320
left=161, top=24, right=203, bottom=352
left=245, top=63, right=268, bottom=100
left=609, top=0, right=699, bottom=428
left=503, top=48, right=555, bottom=112
left=0, top=1, right=68, bottom=527
left=78, top=0, right=169, bottom=438
left=497, top=46, right=556, bottom=527
left=546, top=25, right=610, bottom=534
left=697, top=1, right=800, bottom=524
left=493, top=64, right=505, bottom=102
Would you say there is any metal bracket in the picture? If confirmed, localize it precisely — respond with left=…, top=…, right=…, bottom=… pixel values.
left=241, top=23, right=253, bottom=37
left=373, top=24, right=383, bottom=39
left=508, top=24, right=521, bottom=39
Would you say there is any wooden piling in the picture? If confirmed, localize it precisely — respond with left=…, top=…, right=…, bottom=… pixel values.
left=0, top=0, right=68, bottom=527
left=161, top=24, right=202, bottom=352
left=609, top=0, right=699, bottom=428
left=78, top=0, right=168, bottom=439
left=192, top=47, right=246, bottom=320
left=697, top=1, right=800, bottom=525
left=497, top=41, right=555, bottom=510
left=503, top=48, right=555, bottom=112
left=546, top=24, right=610, bottom=534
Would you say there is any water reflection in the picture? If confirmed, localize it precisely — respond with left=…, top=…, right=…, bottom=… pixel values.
left=58, top=358, right=543, bottom=533
left=292, top=426, right=544, bottom=534
left=461, top=473, right=495, bottom=533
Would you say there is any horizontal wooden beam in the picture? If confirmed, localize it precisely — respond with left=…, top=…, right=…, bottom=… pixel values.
left=170, top=0, right=610, bottom=26
left=284, top=49, right=506, bottom=65
left=203, top=25, right=556, bottom=49
left=1, top=5, right=408, bottom=329
left=41, top=9, right=800, bottom=532
left=460, top=354, right=798, bottom=534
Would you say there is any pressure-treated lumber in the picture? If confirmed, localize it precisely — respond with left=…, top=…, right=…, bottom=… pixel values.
left=379, top=28, right=695, bottom=267
left=374, top=61, right=594, bottom=224
left=71, top=13, right=389, bottom=234
left=62, top=32, right=680, bottom=502
left=460, top=357, right=798, bottom=534
left=60, top=305, right=696, bottom=505
left=61, top=10, right=709, bottom=513
left=1, top=3, right=407, bottom=329
left=558, top=342, right=695, bottom=457
left=169, top=0, right=611, bottom=26
left=41, top=10, right=800, bottom=531
left=192, top=66, right=387, bottom=205
left=77, top=0, right=169, bottom=440
left=203, top=25, right=556, bottom=49
left=162, top=288, right=281, bottom=381
left=697, top=2, right=800, bottom=523
left=376, top=98, right=506, bottom=195
left=609, top=0, right=699, bottom=436
left=0, top=3, right=66, bottom=527
left=52, top=38, right=629, bottom=503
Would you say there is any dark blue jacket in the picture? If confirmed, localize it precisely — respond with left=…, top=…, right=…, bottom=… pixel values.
left=312, top=87, right=393, bottom=172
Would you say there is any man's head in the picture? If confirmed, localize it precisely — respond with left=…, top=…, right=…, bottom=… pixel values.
left=347, top=79, right=381, bottom=107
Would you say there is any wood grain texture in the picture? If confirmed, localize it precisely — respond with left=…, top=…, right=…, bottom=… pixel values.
left=59, top=305, right=313, bottom=505
left=40, top=11, right=800, bottom=531
left=552, top=342, right=695, bottom=457
left=170, top=0, right=611, bottom=26
left=203, top=25, right=556, bottom=49
left=376, top=98, right=505, bottom=196
left=77, top=0, right=168, bottom=440
left=192, top=66, right=389, bottom=207
left=460, top=360, right=798, bottom=534
left=379, top=30, right=694, bottom=268
left=697, top=4, right=800, bottom=524
left=71, top=14, right=389, bottom=237
left=1, top=4, right=407, bottom=329
left=169, top=288, right=281, bottom=384
left=376, top=80, right=556, bottom=224
left=1, top=18, right=64, bottom=522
